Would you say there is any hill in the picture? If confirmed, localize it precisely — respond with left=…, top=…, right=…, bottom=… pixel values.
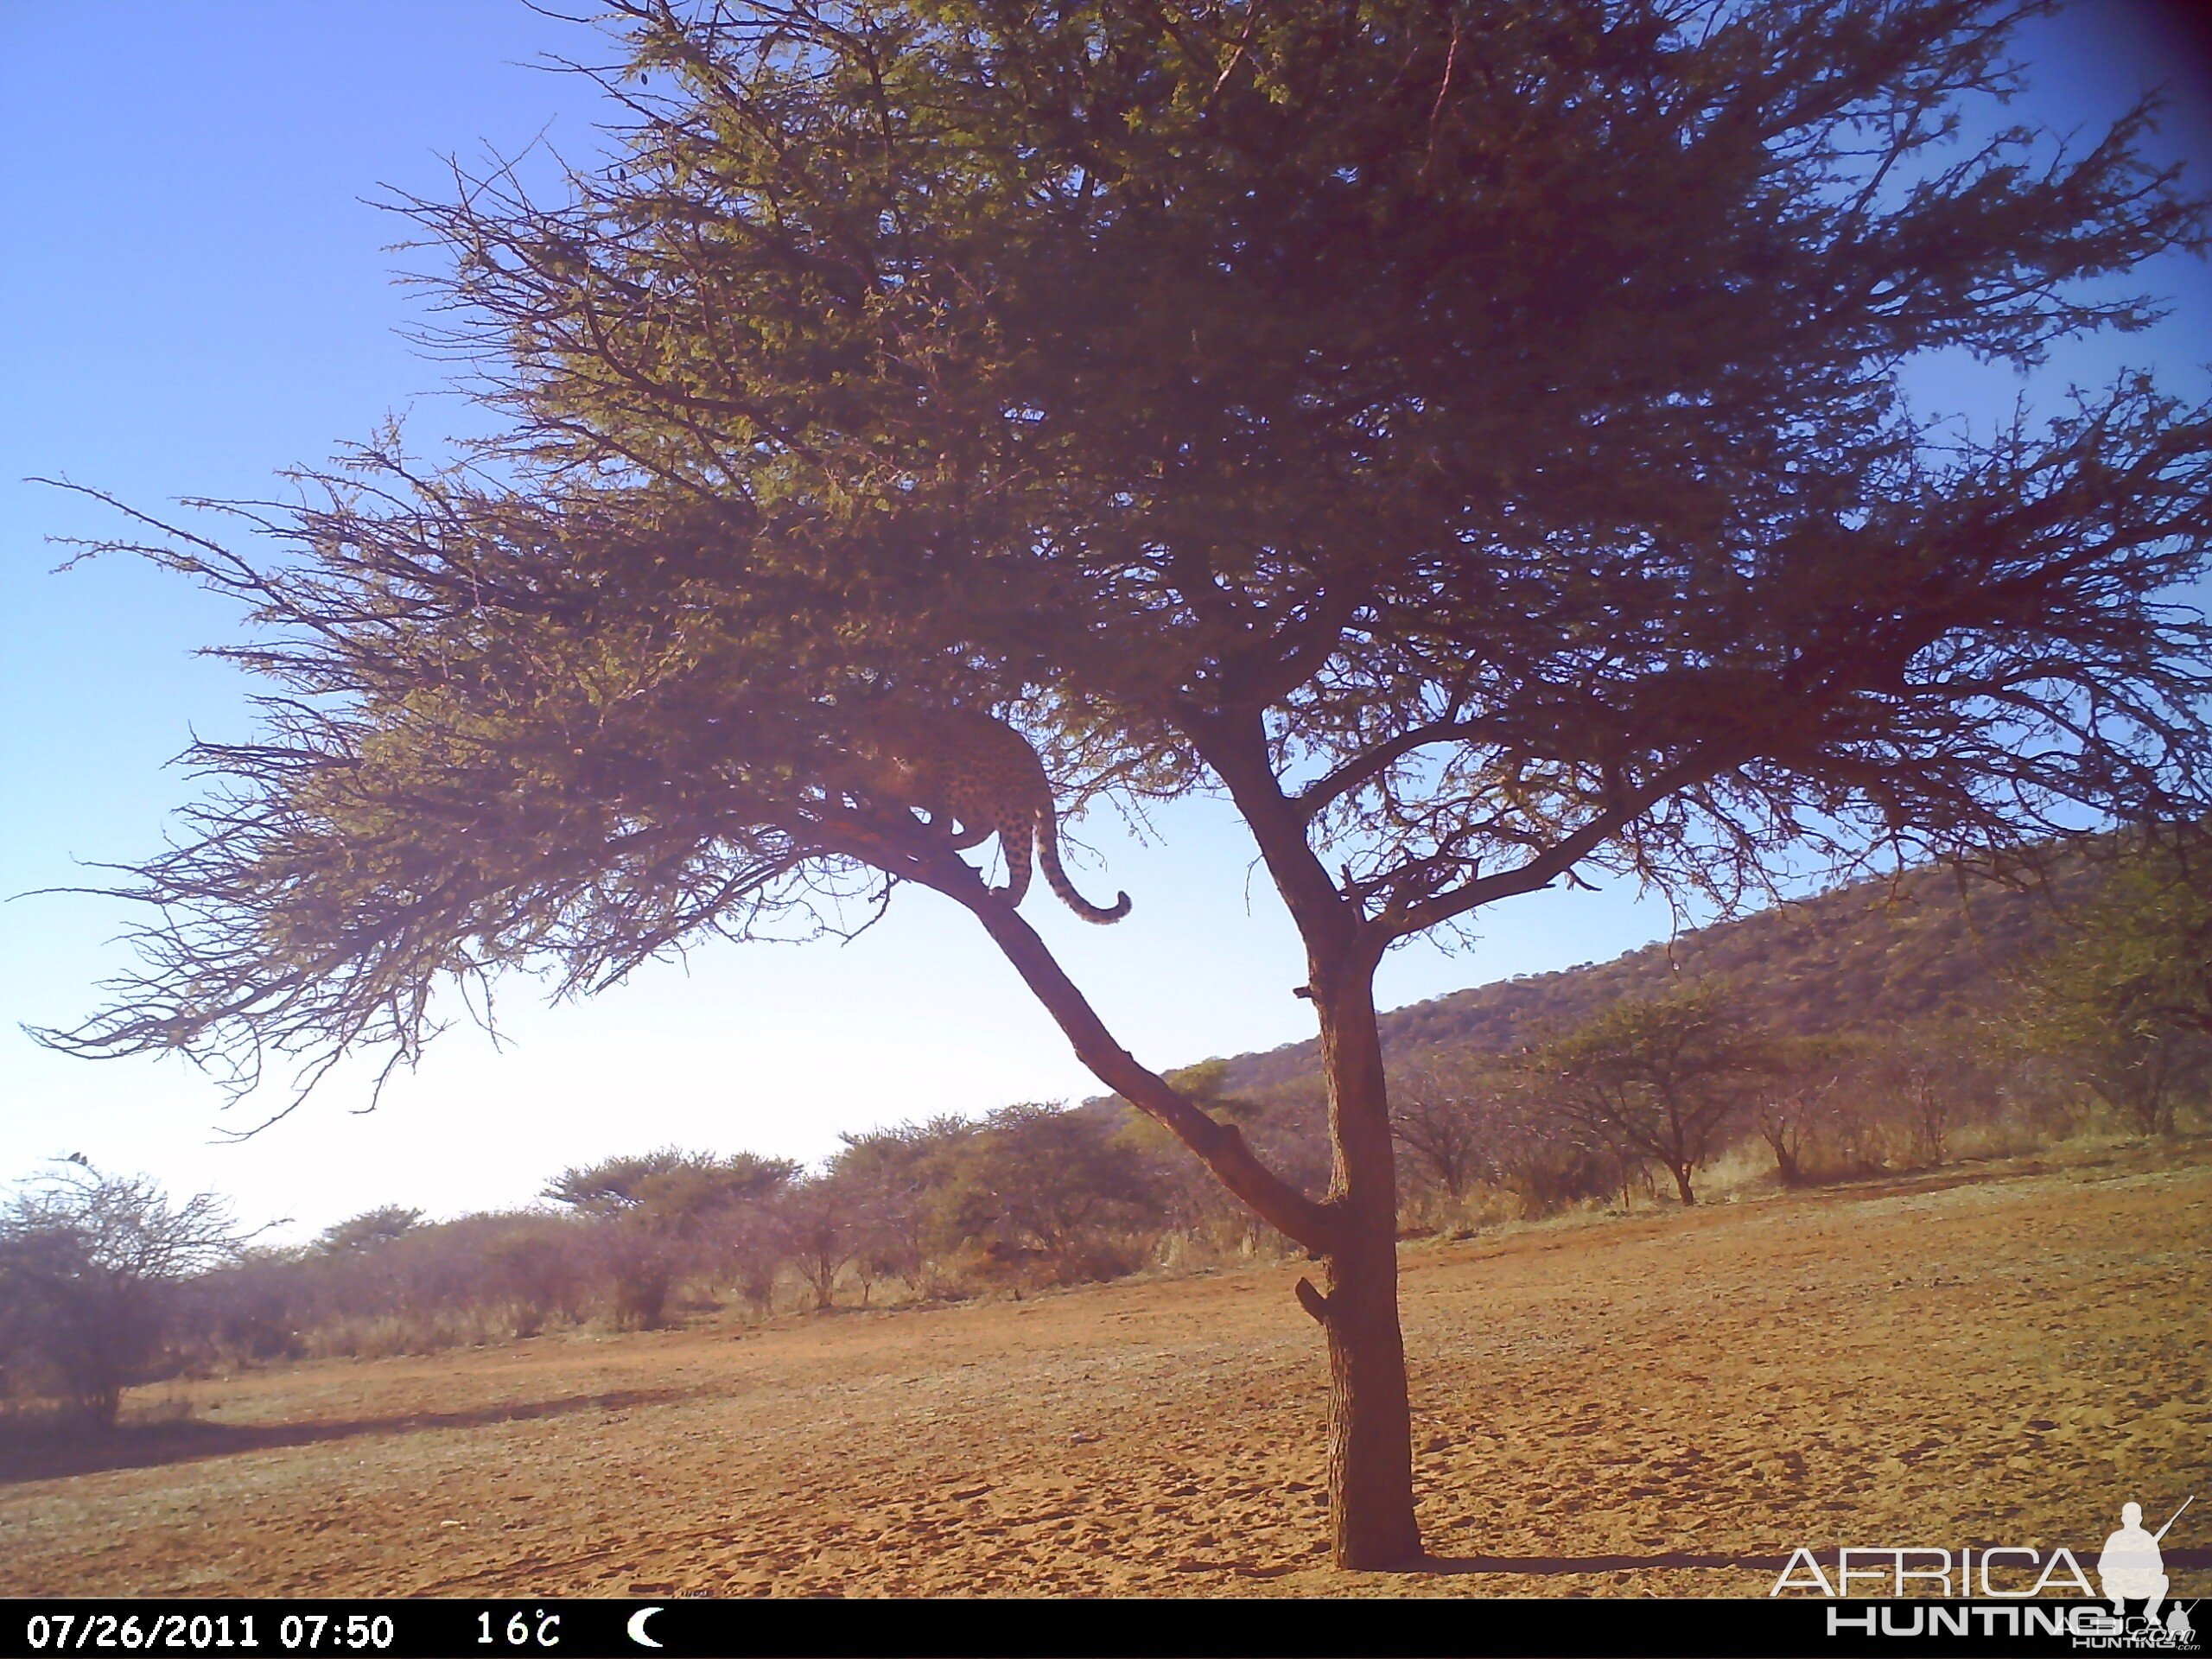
left=1215, top=855, right=2095, bottom=1096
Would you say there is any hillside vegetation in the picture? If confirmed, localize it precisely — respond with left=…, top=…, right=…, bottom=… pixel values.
left=1221, top=855, right=2090, bottom=1096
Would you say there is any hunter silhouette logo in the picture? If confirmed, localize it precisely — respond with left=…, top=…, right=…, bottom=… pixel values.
left=2100, top=1497, right=2188, bottom=1628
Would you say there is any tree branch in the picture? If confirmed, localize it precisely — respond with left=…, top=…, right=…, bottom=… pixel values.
left=1382, top=748, right=1745, bottom=939
left=1186, top=707, right=1364, bottom=961
left=887, top=847, right=1341, bottom=1255
left=1290, top=714, right=1499, bottom=824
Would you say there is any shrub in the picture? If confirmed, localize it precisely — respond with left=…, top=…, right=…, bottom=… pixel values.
left=0, top=1163, right=245, bottom=1427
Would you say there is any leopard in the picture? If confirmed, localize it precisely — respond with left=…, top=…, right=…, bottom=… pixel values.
left=839, top=702, right=1130, bottom=923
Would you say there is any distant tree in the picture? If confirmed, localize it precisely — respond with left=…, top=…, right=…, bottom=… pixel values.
left=768, top=1173, right=880, bottom=1311
left=182, top=1247, right=308, bottom=1367
left=2068, top=832, right=2212, bottom=1040
left=315, top=1205, right=423, bottom=1255
left=543, top=1147, right=798, bottom=1229
left=1388, top=1056, right=1509, bottom=1202
left=0, top=1164, right=247, bottom=1427
left=2010, top=842, right=2212, bottom=1135
left=542, top=1152, right=690, bottom=1217
left=718, top=1211, right=787, bottom=1316
left=589, top=1225, right=680, bottom=1329
left=1156, top=1062, right=1262, bottom=1125
left=1116, top=1065, right=1311, bottom=1252
left=1749, top=1036, right=1857, bottom=1186
left=938, top=1103, right=1166, bottom=1279
left=481, top=1217, right=598, bottom=1334
left=44, top=1, right=2212, bottom=1565
left=0, top=1225, right=77, bottom=1409
left=1386, top=1053, right=1632, bottom=1217
left=1536, top=984, right=1777, bottom=1205
left=1514, top=1131, right=1638, bottom=1220
left=1866, top=1022, right=2002, bottom=1164
left=829, top=1116, right=977, bottom=1297
left=543, top=1147, right=798, bottom=1325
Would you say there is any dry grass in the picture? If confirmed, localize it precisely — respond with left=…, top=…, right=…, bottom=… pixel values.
left=2, top=1138, right=2205, bottom=1598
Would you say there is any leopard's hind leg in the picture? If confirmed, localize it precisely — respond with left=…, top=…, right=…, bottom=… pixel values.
left=993, top=810, right=1034, bottom=906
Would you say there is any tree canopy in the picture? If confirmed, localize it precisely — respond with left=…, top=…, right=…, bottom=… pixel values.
left=1533, top=980, right=1777, bottom=1204
left=2006, top=832, right=2212, bottom=1133
left=543, top=1147, right=800, bottom=1224
left=54, top=0, right=2212, bottom=1084
left=0, top=1164, right=246, bottom=1427
left=314, top=1205, right=425, bottom=1255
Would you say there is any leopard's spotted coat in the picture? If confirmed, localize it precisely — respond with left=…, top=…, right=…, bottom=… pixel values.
left=843, top=703, right=1130, bottom=923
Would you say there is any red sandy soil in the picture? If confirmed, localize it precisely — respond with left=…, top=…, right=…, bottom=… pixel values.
left=3, top=1141, right=2205, bottom=1598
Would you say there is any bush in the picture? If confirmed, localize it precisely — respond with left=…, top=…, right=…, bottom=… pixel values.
left=931, top=1103, right=1167, bottom=1285
left=594, top=1223, right=679, bottom=1329
left=0, top=1163, right=245, bottom=1427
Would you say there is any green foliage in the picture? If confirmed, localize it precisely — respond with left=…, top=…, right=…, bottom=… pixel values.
left=828, top=1116, right=979, bottom=1295
left=934, top=1103, right=1166, bottom=1281
left=1160, top=1060, right=1268, bottom=1127
left=315, top=1206, right=423, bottom=1255
left=543, top=1147, right=798, bottom=1232
left=1531, top=982, right=1777, bottom=1205
left=0, top=1165, right=245, bottom=1427
left=2007, top=840, right=2212, bottom=1134
left=45, top=0, right=2212, bottom=1124
left=542, top=1147, right=800, bottom=1323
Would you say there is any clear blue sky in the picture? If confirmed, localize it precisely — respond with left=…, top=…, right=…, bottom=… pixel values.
left=3, top=2, right=2208, bottom=1243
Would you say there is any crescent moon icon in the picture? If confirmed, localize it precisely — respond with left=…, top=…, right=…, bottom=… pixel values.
left=626, top=1606, right=664, bottom=1649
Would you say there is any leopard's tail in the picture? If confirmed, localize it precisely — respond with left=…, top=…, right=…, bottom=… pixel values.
left=1033, top=802, right=1130, bottom=923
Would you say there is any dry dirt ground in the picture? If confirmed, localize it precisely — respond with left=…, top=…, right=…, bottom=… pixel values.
left=3, top=1141, right=2206, bottom=1599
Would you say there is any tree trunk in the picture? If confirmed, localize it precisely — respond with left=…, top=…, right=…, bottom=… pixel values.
left=1672, top=1163, right=1697, bottom=1205
left=1313, top=969, right=1422, bottom=1569
left=1318, top=1220, right=1421, bottom=1567
left=1764, top=1128, right=1801, bottom=1186
left=955, top=872, right=1419, bottom=1568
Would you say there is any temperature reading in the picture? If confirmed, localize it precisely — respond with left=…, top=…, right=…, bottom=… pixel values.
left=477, top=1610, right=560, bottom=1649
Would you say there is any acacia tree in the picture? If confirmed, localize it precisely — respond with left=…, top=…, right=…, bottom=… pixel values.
left=1749, top=1034, right=1856, bottom=1185
left=43, top=1, right=2212, bottom=1565
left=2009, top=836, right=2212, bottom=1134
left=1389, top=1053, right=1526, bottom=1202
left=935, top=1101, right=1166, bottom=1272
left=543, top=1147, right=799, bottom=1221
left=0, top=1164, right=246, bottom=1427
left=828, top=1115, right=978, bottom=1297
left=314, top=1205, right=425, bottom=1255
left=1534, top=982, right=1777, bottom=1205
left=543, top=1146, right=799, bottom=1321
